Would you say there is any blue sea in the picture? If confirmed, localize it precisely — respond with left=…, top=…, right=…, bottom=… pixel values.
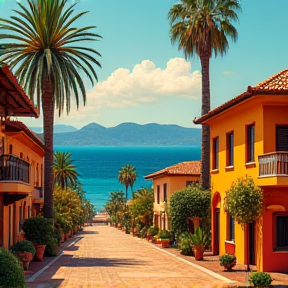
left=54, top=146, right=201, bottom=211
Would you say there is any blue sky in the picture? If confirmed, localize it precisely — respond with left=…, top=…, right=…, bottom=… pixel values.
left=1, top=0, right=288, bottom=129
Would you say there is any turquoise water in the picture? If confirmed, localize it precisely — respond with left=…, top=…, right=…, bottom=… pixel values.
left=54, top=146, right=201, bottom=211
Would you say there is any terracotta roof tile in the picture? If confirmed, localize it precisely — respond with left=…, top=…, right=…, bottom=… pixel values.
left=194, top=68, right=288, bottom=124
left=145, top=161, right=201, bottom=179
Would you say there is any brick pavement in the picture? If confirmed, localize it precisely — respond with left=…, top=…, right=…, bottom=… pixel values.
left=25, top=225, right=288, bottom=288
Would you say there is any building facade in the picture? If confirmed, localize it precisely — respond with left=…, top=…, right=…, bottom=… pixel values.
left=195, top=69, right=288, bottom=272
left=0, top=64, right=44, bottom=248
left=145, top=161, right=201, bottom=230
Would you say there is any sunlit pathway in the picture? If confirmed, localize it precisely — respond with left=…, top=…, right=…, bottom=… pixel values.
left=27, top=225, right=233, bottom=288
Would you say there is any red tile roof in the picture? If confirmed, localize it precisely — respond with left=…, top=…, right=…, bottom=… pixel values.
left=145, top=161, right=201, bottom=179
left=0, top=64, right=38, bottom=118
left=194, top=68, right=288, bottom=124
left=4, top=120, right=45, bottom=150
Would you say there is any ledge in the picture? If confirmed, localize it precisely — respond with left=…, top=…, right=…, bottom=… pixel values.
left=245, top=162, right=256, bottom=169
left=225, top=166, right=234, bottom=172
left=210, top=169, right=219, bottom=174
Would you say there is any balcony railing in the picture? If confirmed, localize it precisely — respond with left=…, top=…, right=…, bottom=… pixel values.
left=258, top=152, right=288, bottom=177
left=0, top=154, right=30, bottom=184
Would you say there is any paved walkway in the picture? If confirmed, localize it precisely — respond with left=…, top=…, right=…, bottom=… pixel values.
left=26, top=225, right=236, bottom=288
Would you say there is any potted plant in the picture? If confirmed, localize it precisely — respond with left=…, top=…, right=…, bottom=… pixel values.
left=249, top=272, right=273, bottom=287
left=0, top=248, right=26, bottom=288
left=147, top=225, right=159, bottom=241
left=178, top=231, right=194, bottom=256
left=190, top=226, right=211, bottom=260
left=11, top=240, right=36, bottom=271
left=22, top=216, right=54, bottom=261
left=219, top=253, right=237, bottom=271
left=159, top=229, right=171, bottom=248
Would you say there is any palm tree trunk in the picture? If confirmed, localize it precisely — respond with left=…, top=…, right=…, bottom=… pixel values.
left=200, top=51, right=211, bottom=190
left=42, top=78, right=55, bottom=219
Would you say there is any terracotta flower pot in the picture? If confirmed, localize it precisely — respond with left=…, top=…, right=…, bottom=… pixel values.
left=17, top=252, right=33, bottom=270
left=192, top=245, right=205, bottom=261
left=34, top=244, right=46, bottom=261
left=224, top=260, right=237, bottom=271
left=161, top=240, right=170, bottom=248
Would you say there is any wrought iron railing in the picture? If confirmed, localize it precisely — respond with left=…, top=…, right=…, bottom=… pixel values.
left=258, top=152, right=288, bottom=177
left=0, top=154, right=30, bottom=183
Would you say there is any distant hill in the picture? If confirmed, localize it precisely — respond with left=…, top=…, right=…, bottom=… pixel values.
left=30, top=125, right=78, bottom=134
left=50, top=122, right=201, bottom=146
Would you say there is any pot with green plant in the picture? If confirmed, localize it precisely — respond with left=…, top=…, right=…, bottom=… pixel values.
left=11, top=240, right=36, bottom=271
left=159, top=229, right=171, bottom=248
left=0, top=248, right=26, bottom=288
left=178, top=231, right=194, bottom=256
left=249, top=272, right=273, bottom=287
left=147, top=225, right=159, bottom=242
left=219, top=253, right=237, bottom=271
left=190, top=226, right=211, bottom=260
left=23, top=216, right=54, bottom=261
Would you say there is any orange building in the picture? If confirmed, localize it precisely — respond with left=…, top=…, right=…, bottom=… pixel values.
left=0, top=64, right=45, bottom=248
left=145, top=161, right=201, bottom=230
left=194, top=69, right=288, bottom=272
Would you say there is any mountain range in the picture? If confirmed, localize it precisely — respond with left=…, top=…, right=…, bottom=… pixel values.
left=30, top=123, right=201, bottom=146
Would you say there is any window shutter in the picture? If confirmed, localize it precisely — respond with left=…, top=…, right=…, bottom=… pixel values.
left=276, top=126, right=288, bottom=151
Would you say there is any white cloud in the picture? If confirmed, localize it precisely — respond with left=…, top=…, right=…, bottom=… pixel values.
left=88, top=57, right=202, bottom=108
left=222, top=71, right=234, bottom=75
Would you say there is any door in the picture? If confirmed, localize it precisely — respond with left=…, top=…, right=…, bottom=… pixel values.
left=214, top=208, right=220, bottom=255
left=248, top=222, right=255, bottom=265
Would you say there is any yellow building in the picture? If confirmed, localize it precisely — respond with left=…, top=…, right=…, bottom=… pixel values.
left=145, top=161, right=201, bottom=230
left=194, top=68, right=288, bottom=272
left=0, top=64, right=45, bottom=248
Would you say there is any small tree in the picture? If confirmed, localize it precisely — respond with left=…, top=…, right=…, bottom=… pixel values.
left=170, top=184, right=210, bottom=238
left=225, top=176, right=263, bottom=226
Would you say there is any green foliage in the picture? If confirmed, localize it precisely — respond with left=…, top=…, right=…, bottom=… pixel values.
left=170, top=184, right=210, bottom=237
left=225, top=176, right=263, bottom=225
left=44, top=237, right=58, bottom=257
left=11, top=240, right=36, bottom=257
left=0, top=248, right=26, bottom=288
left=159, top=229, right=171, bottom=240
left=23, top=216, right=54, bottom=245
left=54, top=151, right=79, bottom=189
left=178, top=232, right=194, bottom=256
left=118, top=164, right=137, bottom=200
left=148, top=225, right=159, bottom=236
left=191, top=226, right=211, bottom=249
left=249, top=272, right=273, bottom=287
left=219, top=254, right=236, bottom=266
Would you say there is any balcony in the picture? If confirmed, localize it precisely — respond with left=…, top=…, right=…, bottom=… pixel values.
left=0, top=154, right=30, bottom=183
left=258, top=152, right=288, bottom=186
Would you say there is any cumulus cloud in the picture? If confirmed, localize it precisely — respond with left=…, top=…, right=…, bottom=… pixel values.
left=88, top=57, right=201, bottom=108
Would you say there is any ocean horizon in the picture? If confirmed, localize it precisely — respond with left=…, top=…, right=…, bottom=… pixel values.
left=54, top=146, right=201, bottom=211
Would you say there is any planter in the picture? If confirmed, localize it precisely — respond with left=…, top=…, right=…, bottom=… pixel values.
left=17, top=252, right=33, bottom=271
left=161, top=240, right=170, bottom=248
left=192, top=245, right=205, bottom=261
left=61, top=233, right=65, bottom=243
left=34, top=244, right=46, bottom=261
left=223, top=260, right=237, bottom=271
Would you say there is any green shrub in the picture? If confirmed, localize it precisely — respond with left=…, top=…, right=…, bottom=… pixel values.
left=191, top=226, right=211, bottom=249
left=148, top=225, right=159, bottom=236
left=0, top=248, right=26, bottom=288
left=219, top=253, right=236, bottom=266
left=178, top=232, right=193, bottom=256
left=159, top=229, right=170, bottom=239
left=11, top=240, right=36, bottom=257
left=23, top=216, right=54, bottom=245
left=249, top=272, right=273, bottom=287
left=44, top=236, right=59, bottom=257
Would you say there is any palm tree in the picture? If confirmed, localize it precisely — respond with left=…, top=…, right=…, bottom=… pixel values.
left=169, top=0, right=240, bottom=189
left=0, top=0, right=101, bottom=218
left=54, top=151, right=79, bottom=190
left=118, top=164, right=137, bottom=200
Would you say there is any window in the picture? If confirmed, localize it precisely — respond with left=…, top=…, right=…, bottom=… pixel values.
left=157, top=185, right=160, bottom=204
left=19, top=206, right=23, bottom=232
left=274, top=212, right=288, bottom=251
left=226, top=132, right=234, bottom=167
left=163, top=183, right=167, bottom=202
left=212, top=136, right=219, bottom=169
left=227, top=213, right=235, bottom=241
left=276, top=125, right=288, bottom=151
left=246, top=124, right=255, bottom=162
